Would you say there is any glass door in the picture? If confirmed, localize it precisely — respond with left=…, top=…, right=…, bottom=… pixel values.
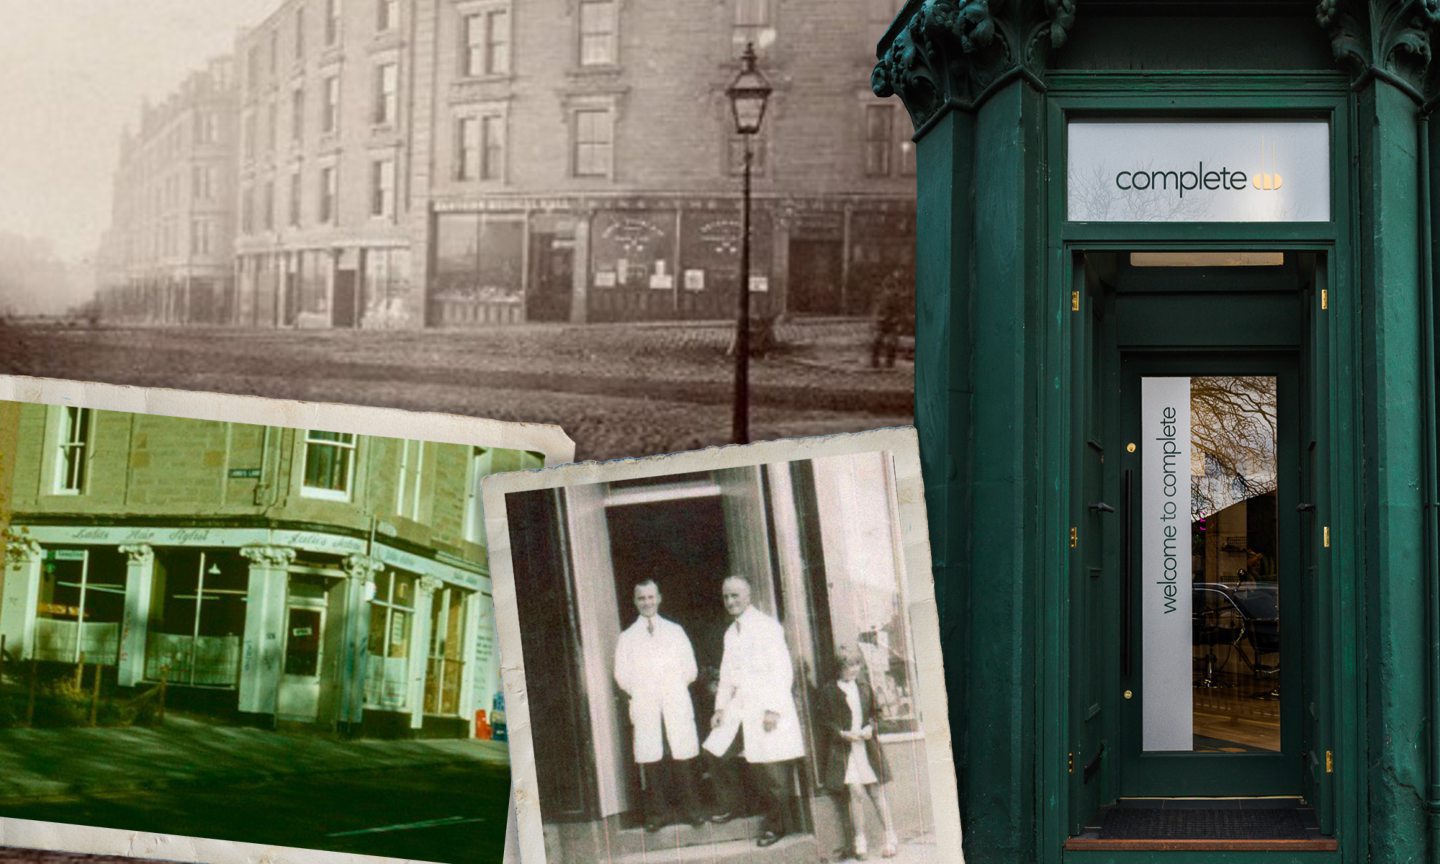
left=1118, top=355, right=1302, bottom=796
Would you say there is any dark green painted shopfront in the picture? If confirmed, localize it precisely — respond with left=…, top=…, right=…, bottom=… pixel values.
left=872, top=1, right=1440, bottom=862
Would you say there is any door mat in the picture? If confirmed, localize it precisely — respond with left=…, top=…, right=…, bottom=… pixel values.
left=1099, top=807, right=1310, bottom=840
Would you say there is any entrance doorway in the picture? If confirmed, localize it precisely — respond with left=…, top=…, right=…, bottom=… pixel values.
left=1065, top=251, right=1332, bottom=845
left=787, top=238, right=844, bottom=315
left=278, top=577, right=328, bottom=722
left=528, top=231, right=575, bottom=322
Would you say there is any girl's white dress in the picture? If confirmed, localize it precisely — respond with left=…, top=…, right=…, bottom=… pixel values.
left=839, top=679, right=879, bottom=785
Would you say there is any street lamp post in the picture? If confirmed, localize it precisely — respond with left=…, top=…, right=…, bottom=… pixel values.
left=726, top=43, right=772, bottom=445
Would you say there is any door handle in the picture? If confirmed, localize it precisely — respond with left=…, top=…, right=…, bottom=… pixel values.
left=1296, top=502, right=1316, bottom=512
left=1122, top=469, right=1134, bottom=679
left=1089, top=501, right=1115, bottom=513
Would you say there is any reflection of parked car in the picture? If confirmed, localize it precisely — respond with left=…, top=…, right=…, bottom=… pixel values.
left=1193, top=582, right=1280, bottom=689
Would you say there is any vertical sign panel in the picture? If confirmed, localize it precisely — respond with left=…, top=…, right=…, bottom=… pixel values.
left=1142, top=378, right=1193, bottom=751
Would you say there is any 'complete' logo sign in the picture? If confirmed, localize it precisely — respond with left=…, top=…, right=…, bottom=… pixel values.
left=1114, top=138, right=1285, bottom=197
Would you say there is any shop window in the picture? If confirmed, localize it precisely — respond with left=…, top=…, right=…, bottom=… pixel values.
left=301, top=429, right=357, bottom=500
left=571, top=107, right=613, bottom=178
left=396, top=439, right=425, bottom=520
left=371, top=157, right=396, bottom=218
left=366, top=570, right=416, bottom=710
left=299, top=250, right=331, bottom=315
left=733, top=0, right=773, bottom=55
left=578, top=0, right=618, bottom=66
left=363, top=247, right=411, bottom=320
left=432, top=214, right=524, bottom=309
left=377, top=0, right=399, bottom=32
left=34, top=547, right=126, bottom=665
left=464, top=447, right=492, bottom=543
left=425, top=586, right=468, bottom=715
left=463, top=6, right=510, bottom=77
left=802, top=454, right=920, bottom=736
left=373, top=62, right=398, bottom=126
left=864, top=104, right=893, bottom=177
left=325, top=0, right=343, bottom=46
left=145, top=550, right=247, bottom=686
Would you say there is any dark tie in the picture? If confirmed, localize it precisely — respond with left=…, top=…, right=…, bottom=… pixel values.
left=647, top=618, right=655, bottom=636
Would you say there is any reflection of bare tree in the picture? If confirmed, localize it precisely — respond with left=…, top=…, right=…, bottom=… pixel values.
left=1190, top=376, right=1277, bottom=520
left=1068, top=164, right=1215, bottom=222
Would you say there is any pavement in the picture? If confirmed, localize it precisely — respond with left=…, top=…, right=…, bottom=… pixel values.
left=0, top=712, right=508, bottom=804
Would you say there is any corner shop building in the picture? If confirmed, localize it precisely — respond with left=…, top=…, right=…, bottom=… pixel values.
left=873, top=1, right=1440, bottom=861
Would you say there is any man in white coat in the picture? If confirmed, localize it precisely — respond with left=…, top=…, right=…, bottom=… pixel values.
left=702, top=575, right=806, bottom=847
left=614, top=578, right=705, bottom=831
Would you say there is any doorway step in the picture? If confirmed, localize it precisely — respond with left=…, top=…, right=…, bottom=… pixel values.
left=1064, top=798, right=1337, bottom=852
left=608, top=816, right=818, bottom=864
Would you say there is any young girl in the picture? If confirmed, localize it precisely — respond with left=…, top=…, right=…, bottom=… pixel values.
left=822, top=644, right=899, bottom=860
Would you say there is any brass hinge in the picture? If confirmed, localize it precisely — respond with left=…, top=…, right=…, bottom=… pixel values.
left=1068, top=752, right=1075, bottom=774
left=1070, top=526, right=1078, bottom=548
left=1323, top=525, right=1331, bottom=548
left=1321, top=289, right=1329, bottom=310
left=1072, top=291, right=1081, bottom=312
left=1325, top=750, right=1334, bottom=774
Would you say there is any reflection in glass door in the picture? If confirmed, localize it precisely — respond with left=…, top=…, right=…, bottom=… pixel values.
left=1139, top=374, right=1284, bottom=756
left=1189, top=376, right=1280, bottom=754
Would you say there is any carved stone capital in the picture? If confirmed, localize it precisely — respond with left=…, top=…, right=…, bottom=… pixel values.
left=1316, top=0, right=1440, bottom=99
left=343, top=554, right=385, bottom=581
left=872, top=0, right=1075, bottom=130
left=119, top=544, right=155, bottom=565
left=418, top=575, right=445, bottom=596
left=241, top=545, right=297, bottom=568
left=3, top=533, right=43, bottom=566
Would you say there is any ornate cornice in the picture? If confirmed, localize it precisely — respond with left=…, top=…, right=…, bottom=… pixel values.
left=344, top=553, right=385, bottom=581
left=3, top=533, right=43, bottom=565
left=1316, top=0, right=1440, bottom=101
left=241, top=545, right=297, bottom=568
left=119, top=544, right=155, bottom=565
left=871, top=0, right=1076, bottom=130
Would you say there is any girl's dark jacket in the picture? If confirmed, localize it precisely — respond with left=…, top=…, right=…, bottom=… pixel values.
left=818, top=678, right=892, bottom=792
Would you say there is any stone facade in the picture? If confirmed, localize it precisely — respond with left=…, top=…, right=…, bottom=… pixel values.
left=0, top=401, right=540, bottom=736
left=95, top=58, right=239, bottom=325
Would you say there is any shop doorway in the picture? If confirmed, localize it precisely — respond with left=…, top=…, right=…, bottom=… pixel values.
left=1065, top=252, right=1332, bottom=844
left=528, top=231, right=575, bottom=323
left=788, top=239, right=844, bottom=315
left=332, top=269, right=358, bottom=328
left=278, top=577, right=328, bottom=722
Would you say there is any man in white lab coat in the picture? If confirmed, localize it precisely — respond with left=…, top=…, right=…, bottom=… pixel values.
left=702, top=575, right=805, bottom=847
left=614, top=579, right=705, bottom=831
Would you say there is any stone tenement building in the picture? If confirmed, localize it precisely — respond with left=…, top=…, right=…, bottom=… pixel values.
left=96, top=57, right=239, bottom=326
left=0, top=400, right=540, bottom=736
left=99, top=0, right=915, bottom=328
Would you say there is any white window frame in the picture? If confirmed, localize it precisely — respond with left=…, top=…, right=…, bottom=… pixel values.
left=374, top=61, right=399, bottom=126
left=396, top=439, right=425, bottom=521
left=463, top=447, right=492, bottom=544
left=378, top=0, right=400, bottom=32
left=319, top=163, right=338, bottom=223
left=459, top=2, right=511, bottom=78
left=371, top=157, right=396, bottom=218
left=570, top=105, right=614, bottom=179
left=53, top=406, right=92, bottom=495
left=322, top=74, right=341, bottom=134
left=456, top=108, right=506, bottom=182
left=326, top=0, right=344, bottom=46
left=578, top=0, right=619, bottom=67
left=300, top=430, right=357, bottom=501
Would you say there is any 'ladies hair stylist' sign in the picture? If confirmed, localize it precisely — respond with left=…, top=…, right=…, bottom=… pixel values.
left=1068, top=120, right=1330, bottom=223
left=1142, top=377, right=1194, bottom=752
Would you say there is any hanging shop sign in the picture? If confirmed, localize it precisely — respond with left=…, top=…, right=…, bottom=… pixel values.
left=1141, top=377, right=1194, bottom=752
left=1067, top=120, right=1330, bottom=223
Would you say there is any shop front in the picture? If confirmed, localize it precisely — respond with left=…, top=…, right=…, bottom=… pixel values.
left=874, top=2, right=1439, bottom=862
left=1, top=523, right=494, bottom=738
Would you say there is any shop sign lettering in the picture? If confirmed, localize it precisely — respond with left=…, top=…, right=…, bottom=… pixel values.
left=1141, top=377, right=1193, bottom=752
left=1068, top=121, right=1330, bottom=223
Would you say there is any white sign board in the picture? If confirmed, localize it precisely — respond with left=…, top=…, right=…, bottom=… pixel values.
left=1141, top=377, right=1193, bottom=752
left=1068, top=121, right=1330, bottom=223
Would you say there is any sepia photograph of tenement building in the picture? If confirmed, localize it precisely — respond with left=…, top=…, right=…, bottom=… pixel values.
left=0, top=395, right=544, bottom=862
left=0, top=1, right=917, bottom=458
